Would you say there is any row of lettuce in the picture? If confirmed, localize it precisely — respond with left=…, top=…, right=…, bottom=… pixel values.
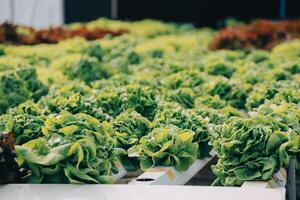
left=0, top=19, right=299, bottom=186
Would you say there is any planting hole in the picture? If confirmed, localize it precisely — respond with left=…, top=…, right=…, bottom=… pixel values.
left=135, top=178, right=154, bottom=182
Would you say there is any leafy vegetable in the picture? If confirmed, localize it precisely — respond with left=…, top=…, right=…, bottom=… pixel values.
left=96, top=88, right=123, bottom=117
left=204, top=77, right=249, bottom=109
left=252, top=102, right=300, bottom=133
left=252, top=102, right=300, bottom=173
left=161, top=69, right=205, bottom=90
left=195, top=95, right=227, bottom=109
left=0, top=19, right=299, bottom=184
left=0, top=101, right=44, bottom=145
left=16, top=112, right=118, bottom=183
left=211, top=117, right=297, bottom=186
left=62, top=56, right=110, bottom=83
left=204, top=60, right=236, bottom=78
left=246, top=80, right=300, bottom=110
left=120, top=84, right=157, bottom=120
left=40, top=93, right=111, bottom=122
left=167, top=87, right=196, bottom=108
left=154, top=107, right=211, bottom=158
left=110, top=110, right=152, bottom=171
left=128, top=125, right=198, bottom=171
left=112, top=110, right=152, bottom=147
left=0, top=67, right=48, bottom=114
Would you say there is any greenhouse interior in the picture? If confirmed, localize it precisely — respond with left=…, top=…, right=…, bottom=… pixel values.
left=0, top=0, right=300, bottom=200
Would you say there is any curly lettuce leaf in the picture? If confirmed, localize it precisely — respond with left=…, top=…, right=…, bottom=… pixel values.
left=210, top=117, right=296, bottom=186
left=154, top=107, right=211, bottom=159
left=16, top=112, right=117, bottom=184
left=128, top=125, right=198, bottom=172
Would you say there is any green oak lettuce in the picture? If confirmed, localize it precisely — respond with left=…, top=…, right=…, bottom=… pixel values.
left=128, top=125, right=198, bottom=172
left=110, top=110, right=152, bottom=171
left=210, top=117, right=298, bottom=186
left=16, top=112, right=118, bottom=183
left=40, top=93, right=111, bottom=122
left=120, top=84, right=157, bottom=120
left=0, top=67, right=48, bottom=114
left=0, top=101, right=45, bottom=145
left=252, top=102, right=300, bottom=173
left=204, top=77, right=250, bottom=109
left=154, top=107, right=211, bottom=159
left=161, top=69, right=205, bottom=90
left=63, top=56, right=110, bottom=83
left=246, top=80, right=300, bottom=110
left=96, top=88, right=123, bottom=117
left=195, top=95, right=227, bottom=109
left=167, top=87, right=196, bottom=108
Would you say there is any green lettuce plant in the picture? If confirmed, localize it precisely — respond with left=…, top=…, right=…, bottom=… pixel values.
left=167, top=87, right=196, bottom=108
left=0, top=67, right=48, bottom=114
left=211, top=117, right=298, bottom=186
left=154, top=107, right=211, bottom=158
left=128, top=125, right=198, bottom=172
left=204, top=77, right=249, bottom=109
left=110, top=110, right=152, bottom=171
left=0, top=101, right=44, bottom=145
left=120, top=84, right=157, bottom=120
left=16, top=112, right=118, bottom=183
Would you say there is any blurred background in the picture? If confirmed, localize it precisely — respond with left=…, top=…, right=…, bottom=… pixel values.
left=0, top=0, right=299, bottom=28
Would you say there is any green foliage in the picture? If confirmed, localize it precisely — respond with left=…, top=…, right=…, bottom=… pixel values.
left=168, top=88, right=196, bottom=108
left=195, top=95, right=227, bottom=109
left=0, top=19, right=299, bottom=184
left=128, top=125, right=198, bottom=171
left=246, top=50, right=270, bottom=63
left=253, top=102, right=300, bottom=173
left=40, top=93, right=110, bottom=122
left=0, top=67, right=48, bottom=114
left=63, top=56, right=110, bottom=83
left=161, top=69, right=205, bottom=90
left=110, top=110, right=152, bottom=171
left=253, top=102, right=300, bottom=133
left=0, top=44, right=5, bottom=56
left=205, top=77, right=249, bottom=109
left=16, top=112, right=117, bottom=183
left=0, top=101, right=44, bottom=145
left=154, top=107, right=211, bottom=158
left=112, top=110, right=152, bottom=147
left=210, top=117, right=298, bottom=186
left=194, top=107, right=227, bottom=125
left=120, top=84, right=157, bottom=120
left=205, top=60, right=236, bottom=78
left=96, top=88, right=123, bottom=117
left=246, top=80, right=300, bottom=110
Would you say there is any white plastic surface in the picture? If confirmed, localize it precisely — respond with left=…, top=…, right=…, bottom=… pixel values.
left=112, top=161, right=127, bottom=183
left=242, top=181, right=270, bottom=189
left=130, top=151, right=216, bottom=185
left=242, top=168, right=287, bottom=189
left=0, top=184, right=286, bottom=200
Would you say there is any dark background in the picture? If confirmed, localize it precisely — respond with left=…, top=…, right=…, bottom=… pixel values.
left=65, top=0, right=112, bottom=23
left=65, top=0, right=300, bottom=27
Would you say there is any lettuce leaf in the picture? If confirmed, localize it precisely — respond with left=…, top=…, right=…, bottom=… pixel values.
left=16, top=112, right=117, bottom=183
left=128, top=125, right=198, bottom=172
left=210, top=117, right=296, bottom=186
